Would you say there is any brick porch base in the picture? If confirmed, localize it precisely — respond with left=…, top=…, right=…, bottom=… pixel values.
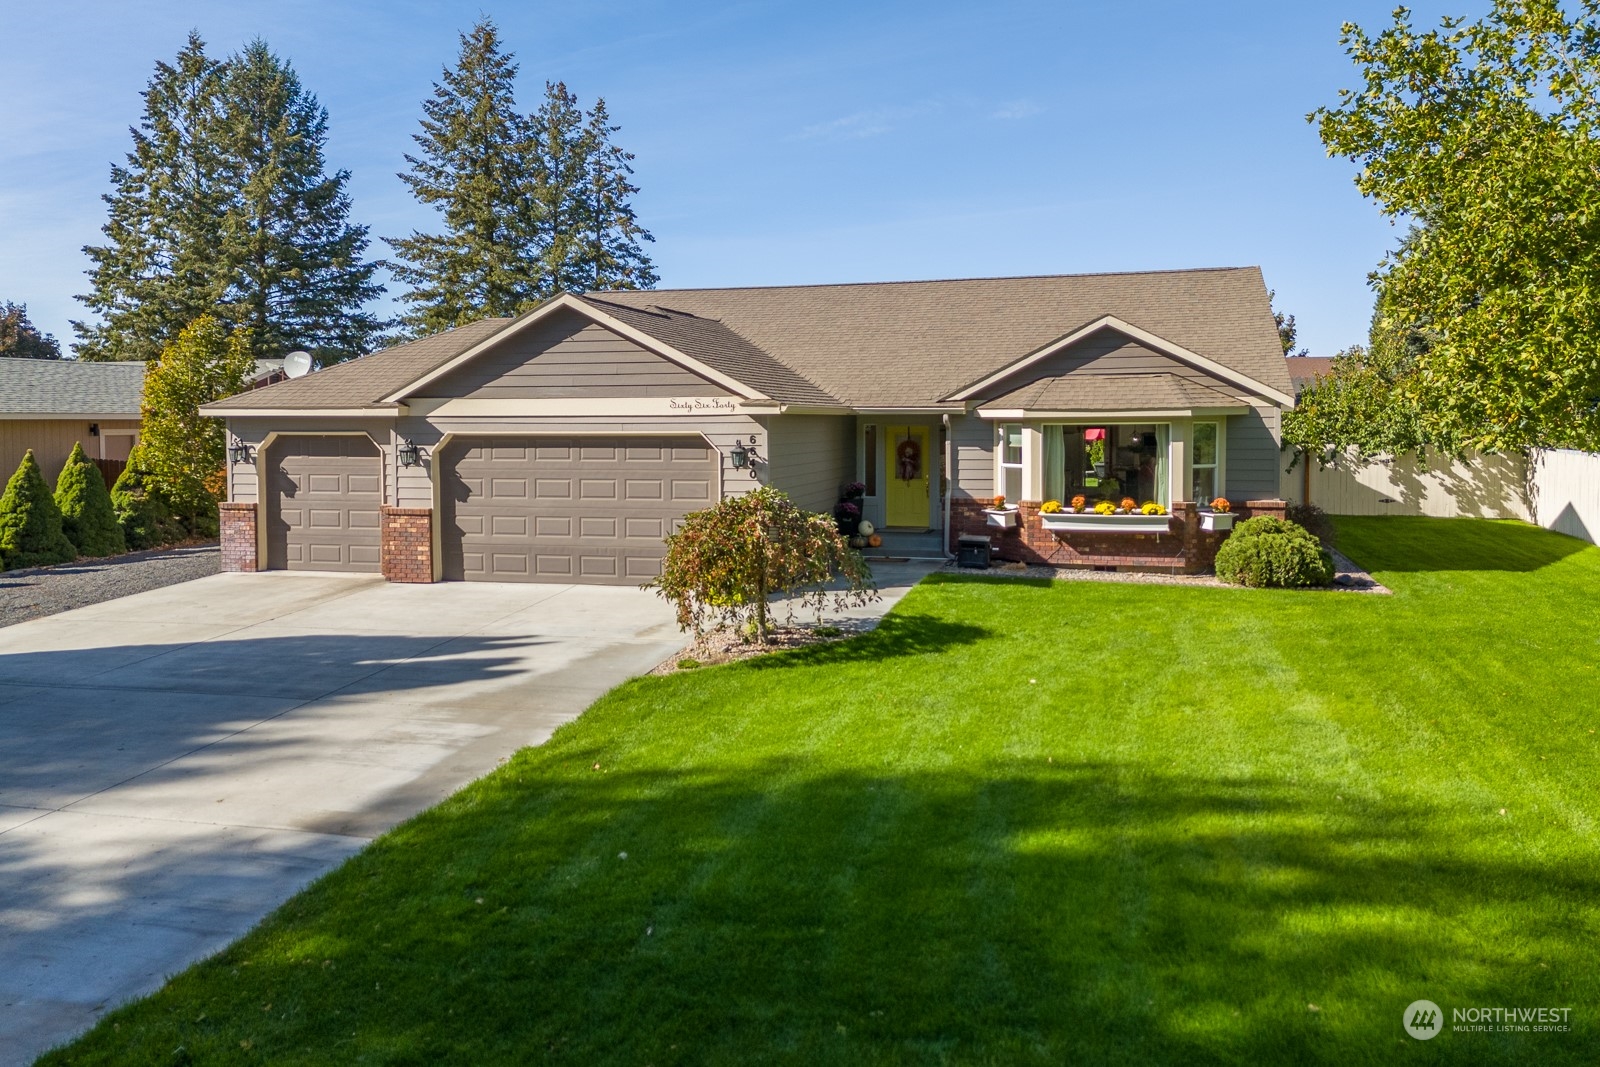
left=950, top=497, right=1286, bottom=573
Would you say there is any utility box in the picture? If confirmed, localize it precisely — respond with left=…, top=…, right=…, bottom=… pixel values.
left=957, top=534, right=991, bottom=569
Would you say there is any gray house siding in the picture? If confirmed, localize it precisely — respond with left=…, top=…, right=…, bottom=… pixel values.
left=427, top=308, right=730, bottom=399
left=1224, top=405, right=1283, bottom=499
left=950, top=415, right=994, bottom=502
left=762, top=414, right=855, bottom=514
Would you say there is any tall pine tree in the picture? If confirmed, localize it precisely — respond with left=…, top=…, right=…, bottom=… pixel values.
left=74, top=33, right=386, bottom=364
left=577, top=97, right=657, bottom=292
left=389, top=23, right=656, bottom=330
left=218, top=41, right=385, bottom=362
left=74, top=33, right=230, bottom=363
left=387, top=19, right=541, bottom=334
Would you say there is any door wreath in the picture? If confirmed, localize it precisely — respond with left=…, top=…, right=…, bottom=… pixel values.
left=896, top=437, right=921, bottom=481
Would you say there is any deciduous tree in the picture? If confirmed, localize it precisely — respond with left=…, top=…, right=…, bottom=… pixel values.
left=1309, top=0, right=1600, bottom=453
left=651, top=487, right=876, bottom=641
left=140, top=315, right=254, bottom=520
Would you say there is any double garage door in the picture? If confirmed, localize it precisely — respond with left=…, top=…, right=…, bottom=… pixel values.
left=441, top=435, right=715, bottom=584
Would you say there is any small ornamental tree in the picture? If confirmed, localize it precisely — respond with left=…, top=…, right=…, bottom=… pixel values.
left=0, top=450, right=77, bottom=569
left=651, top=486, right=877, bottom=641
left=55, top=442, right=127, bottom=557
left=141, top=315, right=254, bottom=524
left=112, top=444, right=186, bottom=549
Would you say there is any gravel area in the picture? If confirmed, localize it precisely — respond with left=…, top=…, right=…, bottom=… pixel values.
left=0, top=543, right=220, bottom=628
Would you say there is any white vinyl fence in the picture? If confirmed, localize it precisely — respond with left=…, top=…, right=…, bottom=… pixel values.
left=1528, top=448, right=1600, bottom=543
left=1282, top=446, right=1599, bottom=544
left=1282, top=449, right=1533, bottom=521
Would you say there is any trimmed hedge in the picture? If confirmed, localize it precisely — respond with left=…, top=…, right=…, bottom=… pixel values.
left=56, top=442, right=127, bottom=557
left=1214, top=515, right=1335, bottom=588
left=0, top=450, right=77, bottom=569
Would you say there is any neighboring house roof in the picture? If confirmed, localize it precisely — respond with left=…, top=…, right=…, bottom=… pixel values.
left=206, top=319, right=512, bottom=412
left=980, top=372, right=1249, bottom=414
left=1286, top=356, right=1336, bottom=394
left=0, top=358, right=145, bottom=416
left=205, top=268, right=1292, bottom=414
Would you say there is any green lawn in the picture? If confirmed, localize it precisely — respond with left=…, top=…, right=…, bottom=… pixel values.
left=41, top=517, right=1600, bottom=1065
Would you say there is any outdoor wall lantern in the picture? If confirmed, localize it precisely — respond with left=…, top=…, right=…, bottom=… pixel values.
left=89, top=423, right=100, bottom=437
left=728, top=436, right=763, bottom=479
left=398, top=438, right=422, bottom=468
left=227, top=437, right=252, bottom=465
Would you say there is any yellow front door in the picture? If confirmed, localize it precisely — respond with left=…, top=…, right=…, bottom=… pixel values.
left=885, top=425, right=930, bottom=527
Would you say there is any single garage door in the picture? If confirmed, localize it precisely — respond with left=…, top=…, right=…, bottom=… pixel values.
left=441, top=435, right=715, bottom=584
left=266, top=435, right=382, bottom=572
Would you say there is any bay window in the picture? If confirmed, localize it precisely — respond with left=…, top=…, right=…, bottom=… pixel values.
left=1041, top=424, right=1168, bottom=507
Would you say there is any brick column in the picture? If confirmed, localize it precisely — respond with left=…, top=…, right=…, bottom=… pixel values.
left=381, top=506, right=434, bottom=583
left=218, top=501, right=258, bottom=573
left=1244, top=498, right=1288, bottom=520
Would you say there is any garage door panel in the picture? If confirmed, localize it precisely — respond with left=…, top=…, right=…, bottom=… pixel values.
left=443, top=434, right=715, bottom=584
left=266, top=436, right=382, bottom=573
left=490, top=478, right=528, bottom=499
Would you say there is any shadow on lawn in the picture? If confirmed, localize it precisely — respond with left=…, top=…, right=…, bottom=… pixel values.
left=745, top=611, right=992, bottom=669
left=49, top=754, right=1597, bottom=1067
left=1335, top=515, right=1592, bottom=573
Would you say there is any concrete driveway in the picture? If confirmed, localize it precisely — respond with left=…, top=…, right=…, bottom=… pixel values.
left=0, top=573, right=696, bottom=1064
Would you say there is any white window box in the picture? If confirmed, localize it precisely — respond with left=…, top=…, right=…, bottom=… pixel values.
left=982, top=507, right=1020, bottom=528
left=1199, top=511, right=1235, bottom=532
left=1038, top=512, right=1172, bottom=533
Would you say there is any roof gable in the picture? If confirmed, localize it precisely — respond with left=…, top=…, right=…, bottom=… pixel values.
left=946, top=316, right=1294, bottom=407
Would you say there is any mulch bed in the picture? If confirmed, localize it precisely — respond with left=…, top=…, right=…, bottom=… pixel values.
left=947, top=546, right=1392, bottom=595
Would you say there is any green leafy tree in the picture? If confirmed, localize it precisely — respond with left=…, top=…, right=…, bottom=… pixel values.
left=387, top=19, right=542, bottom=333
left=650, top=486, right=876, bottom=641
left=55, top=442, right=127, bottom=557
left=218, top=41, right=387, bottom=363
left=0, top=302, right=63, bottom=359
left=1310, top=0, right=1600, bottom=453
left=74, top=33, right=385, bottom=364
left=112, top=445, right=186, bottom=549
left=141, top=315, right=254, bottom=520
left=0, top=451, right=77, bottom=569
left=75, top=32, right=231, bottom=363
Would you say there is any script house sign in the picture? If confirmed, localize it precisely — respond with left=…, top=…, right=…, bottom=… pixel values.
left=668, top=397, right=737, bottom=413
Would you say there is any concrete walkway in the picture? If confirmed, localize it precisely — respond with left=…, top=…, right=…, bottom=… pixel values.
left=0, top=561, right=935, bottom=1063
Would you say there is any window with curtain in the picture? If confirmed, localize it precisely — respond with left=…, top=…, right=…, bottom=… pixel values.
left=1192, top=422, right=1219, bottom=502
left=1042, top=424, right=1168, bottom=506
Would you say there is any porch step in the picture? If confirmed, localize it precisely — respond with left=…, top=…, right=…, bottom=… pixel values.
left=861, top=529, right=946, bottom=560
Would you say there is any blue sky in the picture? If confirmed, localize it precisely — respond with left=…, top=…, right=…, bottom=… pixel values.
left=1, top=0, right=1463, bottom=357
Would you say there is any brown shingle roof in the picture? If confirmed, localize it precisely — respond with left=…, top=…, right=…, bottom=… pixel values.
left=204, top=268, right=1290, bottom=413
left=580, top=297, right=837, bottom=405
left=984, top=372, right=1246, bottom=412
left=205, top=319, right=513, bottom=411
left=597, top=267, right=1290, bottom=407
left=1286, top=355, right=1336, bottom=393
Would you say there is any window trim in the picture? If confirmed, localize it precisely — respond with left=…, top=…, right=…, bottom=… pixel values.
left=1190, top=420, right=1226, bottom=503
left=996, top=423, right=1023, bottom=502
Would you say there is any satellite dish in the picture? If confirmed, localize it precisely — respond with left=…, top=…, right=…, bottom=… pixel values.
left=283, top=351, right=313, bottom=378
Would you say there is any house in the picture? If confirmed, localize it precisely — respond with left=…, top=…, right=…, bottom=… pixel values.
left=1286, top=355, right=1336, bottom=398
left=202, top=267, right=1294, bottom=583
left=0, top=358, right=144, bottom=485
